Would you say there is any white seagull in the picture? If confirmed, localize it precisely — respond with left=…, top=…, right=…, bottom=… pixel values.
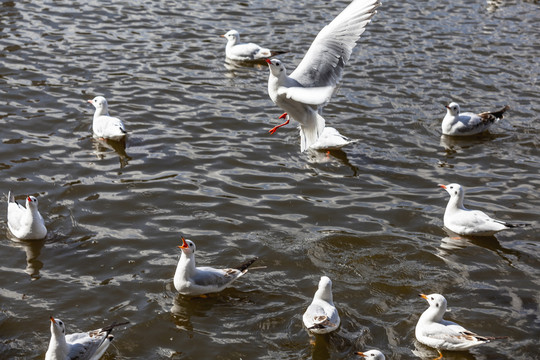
left=441, top=102, right=509, bottom=136
left=356, top=350, right=386, bottom=360
left=222, top=29, right=286, bottom=62
left=45, top=316, right=128, bottom=360
left=7, top=191, right=47, bottom=240
left=439, top=183, right=529, bottom=236
left=88, top=96, right=127, bottom=140
left=302, top=276, right=340, bottom=334
left=265, top=0, right=380, bottom=152
left=173, top=237, right=258, bottom=296
left=415, top=293, right=505, bottom=356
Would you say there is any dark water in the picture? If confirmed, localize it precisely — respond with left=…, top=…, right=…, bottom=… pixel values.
left=1, top=0, right=539, bottom=359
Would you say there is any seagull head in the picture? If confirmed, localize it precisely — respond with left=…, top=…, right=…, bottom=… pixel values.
left=314, top=276, right=334, bottom=303
left=265, top=58, right=286, bottom=77
left=178, top=237, right=196, bottom=255
left=419, top=293, right=448, bottom=315
left=445, top=102, right=460, bottom=116
left=438, top=183, right=463, bottom=199
left=222, top=29, right=240, bottom=43
left=355, top=350, right=386, bottom=360
left=49, top=316, right=66, bottom=336
left=88, top=96, right=109, bottom=115
left=26, top=195, right=39, bottom=208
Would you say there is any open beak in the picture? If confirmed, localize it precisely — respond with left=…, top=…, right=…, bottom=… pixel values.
left=438, top=184, right=447, bottom=189
left=178, top=237, right=189, bottom=249
left=419, top=293, right=428, bottom=300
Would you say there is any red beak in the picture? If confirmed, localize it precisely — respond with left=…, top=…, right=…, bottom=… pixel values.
left=265, top=59, right=272, bottom=64
left=50, top=316, right=56, bottom=324
left=438, top=184, right=447, bottom=189
left=178, top=237, right=189, bottom=249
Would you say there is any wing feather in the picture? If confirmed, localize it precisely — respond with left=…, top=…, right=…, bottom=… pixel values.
left=291, top=0, right=380, bottom=88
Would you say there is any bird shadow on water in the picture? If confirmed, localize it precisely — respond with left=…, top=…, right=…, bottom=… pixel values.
left=92, top=137, right=131, bottom=168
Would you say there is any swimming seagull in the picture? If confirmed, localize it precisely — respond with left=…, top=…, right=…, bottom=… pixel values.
left=7, top=191, right=47, bottom=240
left=302, top=276, right=340, bottom=334
left=355, top=350, right=386, bottom=360
left=222, top=29, right=286, bottom=62
left=439, top=183, right=529, bottom=236
left=45, top=316, right=129, bottom=360
left=441, top=102, right=509, bottom=136
left=265, top=0, right=381, bottom=152
left=173, top=237, right=258, bottom=296
left=88, top=96, right=127, bottom=140
left=415, top=293, right=506, bottom=356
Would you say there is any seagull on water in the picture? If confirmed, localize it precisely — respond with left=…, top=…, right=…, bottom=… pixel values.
left=174, top=237, right=258, bottom=296
left=439, top=183, right=529, bottom=236
left=355, top=350, right=386, bottom=359
left=88, top=96, right=127, bottom=140
left=415, top=293, right=506, bottom=357
left=7, top=191, right=47, bottom=240
left=442, top=102, right=509, bottom=136
left=265, top=0, right=380, bottom=152
left=302, top=276, right=340, bottom=334
left=45, top=316, right=129, bottom=360
left=222, top=29, right=286, bottom=62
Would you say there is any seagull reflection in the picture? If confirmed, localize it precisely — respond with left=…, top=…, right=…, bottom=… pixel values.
left=306, top=149, right=360, bottom=176
left=223, top=58, right=267, bottom=79
left=9, top=237, right=46, bottom=279
left=439, top=133, right=499, bottom=152
left=412, top=339, right=478, bottom=360
left=170, top=296, right=194, bottom=334
left=92, top=137, right=131, bottom=168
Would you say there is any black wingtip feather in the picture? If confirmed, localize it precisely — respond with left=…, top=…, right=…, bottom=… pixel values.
left=235, top=257, right=258, bottom=272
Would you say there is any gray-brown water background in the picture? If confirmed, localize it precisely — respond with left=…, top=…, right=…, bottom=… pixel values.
left=1, top=0, right=539, bottom=359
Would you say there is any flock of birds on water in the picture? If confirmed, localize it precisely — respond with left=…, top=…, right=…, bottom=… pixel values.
left=5, top=0, right=532, bottom=359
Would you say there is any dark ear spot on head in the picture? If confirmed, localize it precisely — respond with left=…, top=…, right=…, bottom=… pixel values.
left=454, top=191, right=458, bottom=195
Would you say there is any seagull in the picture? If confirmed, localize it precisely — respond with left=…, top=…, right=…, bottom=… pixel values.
left=222, top=29, right=286, bottom=62
left=7, top=191, right=47, bottom=240
left=302, top=276, right=340, bottom=334
left=88, top=96, right=127, bottom=140
left=439, top=183, right=529, bottom=236
left=355, top=350, right=386, bottom=360
left=415, top=293, right=506, bottom=355
left=265, top=0, right=380, bottom=152
left=45, top=316, right=129, bottom=360
left=442, top=102, right=509, bottom=136
left=173, top=237, right=258, bottom=296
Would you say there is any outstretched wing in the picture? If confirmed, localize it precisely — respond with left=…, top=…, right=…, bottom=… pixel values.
left=290, top=0, right=380, bottom=88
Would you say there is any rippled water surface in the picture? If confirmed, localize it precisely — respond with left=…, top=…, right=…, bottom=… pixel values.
left=1, top=0, right=539, bottom=359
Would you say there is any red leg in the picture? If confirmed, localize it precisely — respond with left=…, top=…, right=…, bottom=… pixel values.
left=269, top=113, right=289, bottom=134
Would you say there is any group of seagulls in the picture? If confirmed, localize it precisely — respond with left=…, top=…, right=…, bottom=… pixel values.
left=3, top=0, right=530, bottom=358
